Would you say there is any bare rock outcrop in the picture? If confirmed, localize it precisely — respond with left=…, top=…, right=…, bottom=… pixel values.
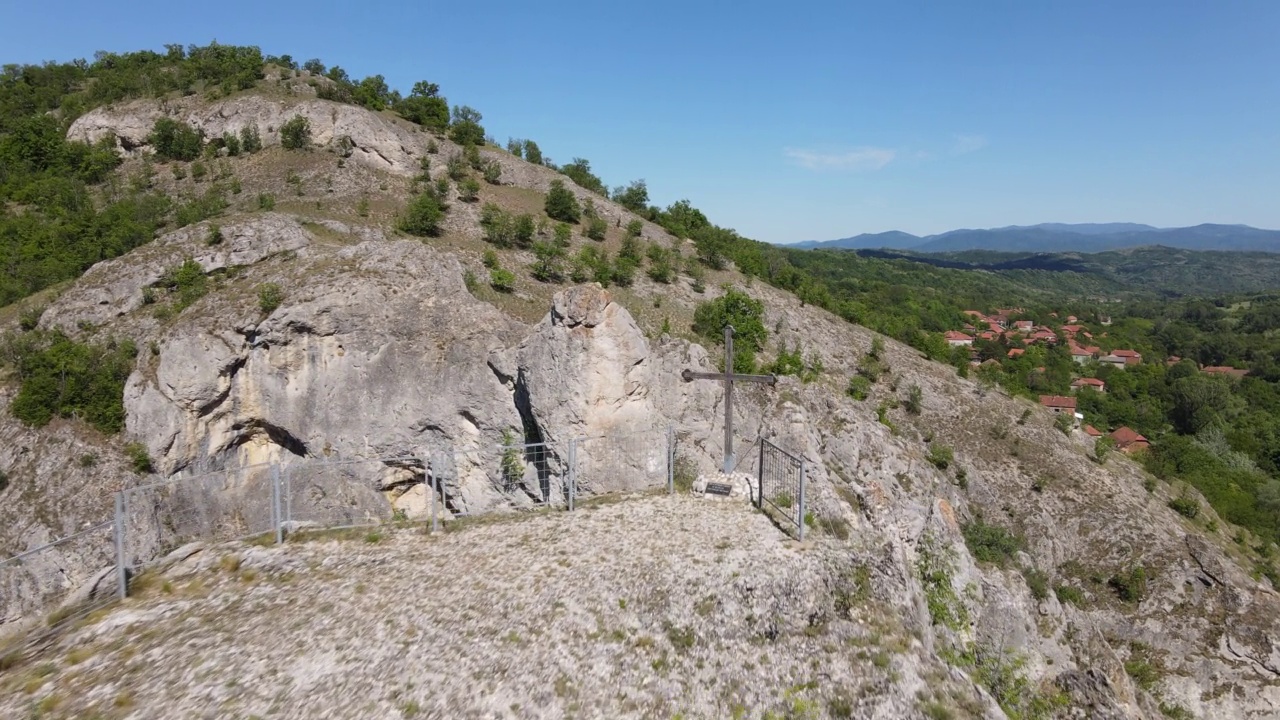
left=69, top=96, right=425, bottom=175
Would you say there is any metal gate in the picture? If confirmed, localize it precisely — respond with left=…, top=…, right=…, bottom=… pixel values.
left=757, top=439, right=806, bottom=540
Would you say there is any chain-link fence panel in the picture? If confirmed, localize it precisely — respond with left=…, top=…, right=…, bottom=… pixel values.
left=0, top=521, right=119, bottom=656
left=430, top=441, right=569, bottom=519
left=120, top=464, right=276, bottom=573
left=571, top=427, right=674, bottom=504
left=282, top=456, right=411, bottom=531
left=758, top=439, right=806, bottom=540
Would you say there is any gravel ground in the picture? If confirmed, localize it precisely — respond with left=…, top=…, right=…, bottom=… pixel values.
left=0, top=495, right=990, bottom=719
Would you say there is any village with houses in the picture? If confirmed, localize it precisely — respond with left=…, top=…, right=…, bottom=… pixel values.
left=942, top=308, right=1254, bottom=456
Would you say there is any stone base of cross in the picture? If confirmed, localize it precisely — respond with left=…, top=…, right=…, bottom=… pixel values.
left=681, top=325, right=776, bottom=473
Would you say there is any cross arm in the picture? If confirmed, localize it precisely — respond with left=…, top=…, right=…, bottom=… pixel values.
left=681, top=369, right=777, bottom=385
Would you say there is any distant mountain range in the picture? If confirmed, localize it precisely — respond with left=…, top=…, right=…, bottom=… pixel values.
left=791, top=223, right=1280, bottom=253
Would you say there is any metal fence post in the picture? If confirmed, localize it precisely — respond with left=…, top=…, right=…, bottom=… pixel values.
left=271, top=463, right=283, bottom=545
left=114, top=492, right=127, bottom=599
left=430, top=453, right=439, bottom=534
left=669, top=426, right=677, bottom=494
left=567, top=439, right=577, bottom=511
left=284, top=465, right=292, bottom=529
left=797, top=462, right=806, bottom=543
left=757, top=439, right=766, bottom=510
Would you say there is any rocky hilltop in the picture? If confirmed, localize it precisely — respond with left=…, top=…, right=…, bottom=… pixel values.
left=1, top=89, right=1277, bottom=719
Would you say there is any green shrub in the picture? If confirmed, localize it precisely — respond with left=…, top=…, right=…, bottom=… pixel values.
left=239, top=124, right=262, bottom=153
left=858, top=356, right=885, bottom=382
left=500, top=428, right=522, bottom=487
left=646, top=245, right=676, bottom=284
left=544, top=180, right=581, bottom=223
left=513, top=214, right=535, bottom=248
left=926, top=445, right=954, bottom=471
left=448, top=106, right=486, bottom=146
left=222, top=132, right=241, bottom=156
left=482, top=160, right=502, bottom=184
left=1158, top=702, right=1195, bottom=720
left=1054, top=585, right=1085, bottom=606
left=692, top=288, right=767, bottom=373
left=1169, top=496, right=1199, bottom=519
left=280, top=115, right=311, bottom=150
left=149, top=118, right=203, bottom=161
left=625, top=219, right=643, bottom=238
left=158, top=257, right=207, bottom=311
left=206, top=224, right=223, bottom=246
left=1022, top=567, right=1050, bottom=601
left=458, top=177, right=480, bottom=202
left=1126, top=653, right=1167, bottom=686
left=173, top=186, right=229, bottom=227
left=18, top=307, right=43, bottom=331
left=1054, top=413, right=1073, bottom=435
left=903, top=384, right=923, bottom=415
left=585, top=216, right=607, bottom=241
left=530, top=242, right=566, bottom=283
left=257, top=283, right=284, bottom=314
left=490, top=268, right=515, bottom=293
left=611, top=257, right=637, bottom=287
left=399, top=191, right=445, bottom=236
left=522, top=139, right=543, bottom=165
left=1094, top=435, right=1115, bottom=464
left=257, top=193, right=275, bottom=211
left=463, top=144, right=483, bottom=170
left=482, top=248, right=499, bottom=269
left=125, top=442, right=153, bottom=474
left=6, top=332, right=137, bottom=433
left=190, top=161, right=207, bottom=182
left=961, top=518, right=1023, bottom=566
left=1108, top=566, right=1147, bottom=603
left=357, top=196, right=370, bottom=217
left=446, top=154, right=468, bottom=181
left=553, top=222, right=572, bottom=247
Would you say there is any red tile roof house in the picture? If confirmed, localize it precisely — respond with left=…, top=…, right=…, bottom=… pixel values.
left=1039, top=395, right=1077, bottom=415
left=1007, top=348, right=1025, bottom=358
left=1113, top=349, right=1142, bottom=365
left=1203, top=366, right=1250, bottom=379
left=1029, top=330, right=1058, bottom=343
left=1013, top=320, right=1034, bottom=331
left=1072, top=377, right=1106, bottom=393
left=1069, top=343, right=1097, bottom=364
left=1083, top=425, right=1103, bottom=437
left=944, top=330, right=974, bottom=347
left=1100, top=349, right=1141, bottom=369
left=1110, top=427, right=1150, bottom=453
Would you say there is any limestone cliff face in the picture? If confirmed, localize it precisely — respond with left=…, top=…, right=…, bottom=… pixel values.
left=69, top=96, right=423, bottom=175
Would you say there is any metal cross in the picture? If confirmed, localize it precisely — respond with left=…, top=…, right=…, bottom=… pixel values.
left=681, top=325, right=777, bottom=473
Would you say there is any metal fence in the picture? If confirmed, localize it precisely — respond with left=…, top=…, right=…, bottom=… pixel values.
left=0, top=426, right=808, bottom=655
left=0, top=520, right=122, bottom=654
left=569, top=426, right=675, bottom=508
left=758, top=439, right=807, bottom=541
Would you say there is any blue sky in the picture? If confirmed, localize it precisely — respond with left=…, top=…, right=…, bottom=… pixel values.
left=3, top=1, right=1278, bottom=243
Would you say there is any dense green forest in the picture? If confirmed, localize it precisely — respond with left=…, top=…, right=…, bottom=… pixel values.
left=1, top=43, right=1277, bottom=578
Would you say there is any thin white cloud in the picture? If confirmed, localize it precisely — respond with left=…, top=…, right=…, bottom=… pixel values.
left=784, top=147, right=896, bottom=171
left=951, top=134, right=988, bottom=155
